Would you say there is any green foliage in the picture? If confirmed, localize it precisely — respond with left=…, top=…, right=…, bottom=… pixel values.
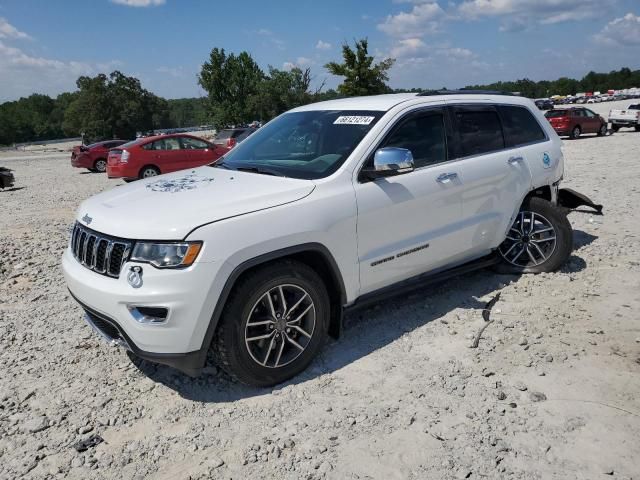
left=465, top=68, right=640, bottom=97
left=249, top=67, right=314, bottom=120
left=63, top=71, right=165, bottom=142
left=198, top=48, right=264, bottom=127
left=325, top=39, right=395, bottom=97
left=166, top=97, right=208, bottom=128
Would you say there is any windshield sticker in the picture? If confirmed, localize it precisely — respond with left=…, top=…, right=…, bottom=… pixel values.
left=146, top=173, right=215, bottom=193
left=333, top=116, right=375, bottom=125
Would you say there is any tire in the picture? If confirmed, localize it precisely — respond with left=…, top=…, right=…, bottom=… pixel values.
left=612, top=125, right=620, bottom=132
left=497, top=197, right=573, bottom=274
left=635, top=125, right=640, bottom=132
left=93, top=158, right=107, bottom=173
left=139, top=166, right=160, bottom=179
left=569, top=125, right=581, bottom=139
left=597, top=124, right=607, bottom=136
left=212, top=260, right=330, bottom=387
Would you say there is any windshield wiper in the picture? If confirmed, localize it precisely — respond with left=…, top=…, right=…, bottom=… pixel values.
left=236, top=166, right=285, bottom=177
left=211, top=159, right=232, bottom=169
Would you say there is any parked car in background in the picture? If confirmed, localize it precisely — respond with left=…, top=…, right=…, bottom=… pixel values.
left=106, top=134, right=225, bottom=181
left=534, top=99, right=554, bottom=110
left=71, top=140, right=128, bottom=173
left=212, top=128, right=257, bottom=151
left=0, top=167, right=15, bottom=189
left=608, top=104, right=640, bottom=132
left=545, top=107, right=608, bottom=139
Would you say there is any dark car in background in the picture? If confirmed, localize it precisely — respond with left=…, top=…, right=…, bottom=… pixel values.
left=107, top=133, right=225, bottom=181
left=71, top=139, right=128, bottom=173
left=545, top=107, right=608, bottom=139
left=535, top=99, right=554, bottom=110
left=212, top=128, right=257, bottom=151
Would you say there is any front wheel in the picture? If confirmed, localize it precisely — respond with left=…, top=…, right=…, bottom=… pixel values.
left=597, top=124, right=607, bottom=136
left=212, top=260, right=330, bottom=386
left=497, top=197, right=573, bottom=274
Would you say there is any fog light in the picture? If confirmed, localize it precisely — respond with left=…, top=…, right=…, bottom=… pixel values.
left=128, top=306, right=168, bottom=324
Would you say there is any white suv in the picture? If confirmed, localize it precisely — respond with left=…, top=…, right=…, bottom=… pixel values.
left=63, top=92, right=574, bottom=386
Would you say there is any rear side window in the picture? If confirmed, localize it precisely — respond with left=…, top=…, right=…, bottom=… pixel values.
left=454, top=108, right=504, bottom=157
left=498, top=105, right=546, bottom=147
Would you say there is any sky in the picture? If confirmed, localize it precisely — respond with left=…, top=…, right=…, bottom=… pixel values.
left=1, top=0, right=639, bottom=102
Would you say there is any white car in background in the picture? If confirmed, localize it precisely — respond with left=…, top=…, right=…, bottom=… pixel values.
left=63, top=91, right=586, bottom=386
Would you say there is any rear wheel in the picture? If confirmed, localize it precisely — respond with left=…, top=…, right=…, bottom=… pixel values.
left=139, top=166, right=160, bottom=179
left=212, top=260, right=330, bottom=387
left=93, top=158, right=107, bottom=173
left=497, top=197, right=573, bottom=274
left=569, top=125, right=581, bottom=139
left=597, top=124, right=607, bottom=136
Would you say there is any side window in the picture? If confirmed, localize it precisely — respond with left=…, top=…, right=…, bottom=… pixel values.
left=181, top=137, right=208, bottom=149
left=498, top=105, right=546, bottom=147
left=573, top=110, right=585, bottom=117
left=584, top=109, right=596, bottom=117
left=454, top=108, right=504, bottom=157
left=142, top=139, right=164, bottom=150
left=380, top=112, right=447, bottom=169
left=164, top=137, right=181, bottom=150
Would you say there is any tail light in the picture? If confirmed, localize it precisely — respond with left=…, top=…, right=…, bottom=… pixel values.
left=121, top=150, right=130, bottom=163
left=226, top=138, right=236, bottom=149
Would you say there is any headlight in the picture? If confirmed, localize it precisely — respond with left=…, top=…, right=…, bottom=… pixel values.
left=130, top=241, right=202, bottom=268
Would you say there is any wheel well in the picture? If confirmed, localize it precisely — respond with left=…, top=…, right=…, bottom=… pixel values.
left=525, top=185, right=552, bottom=202
left=227, top=249, right=345, bottom=339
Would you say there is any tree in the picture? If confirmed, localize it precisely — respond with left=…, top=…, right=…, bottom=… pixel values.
left=325, top=39, right=395, bottom=97
left=249, top=67, right=315, bottom=121
left=198, top=48, right=264, bottom=127
left=63, top=71, right=163, bottom=141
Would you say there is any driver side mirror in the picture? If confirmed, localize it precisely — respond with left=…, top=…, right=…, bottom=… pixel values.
left=362, top=147, right=415, bottom=180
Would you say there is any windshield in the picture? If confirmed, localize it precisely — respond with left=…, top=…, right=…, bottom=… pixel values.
left=629, top=104, right=640, bottom=110
left=545, top=110, right=567, bottom=118
left=119, top=139, right=144, bottom=149
left=214, top=110, right=383, bottom=179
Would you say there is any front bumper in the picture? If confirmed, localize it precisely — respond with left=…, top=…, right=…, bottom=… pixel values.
left=62, top=247, right=226, bottom=374
left=71, top=154, right=92, bottom=168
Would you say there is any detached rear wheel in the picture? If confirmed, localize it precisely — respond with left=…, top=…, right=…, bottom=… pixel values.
left=212, top=260, right=330, bottom=387
left=498, top=197, right=573, bottom=274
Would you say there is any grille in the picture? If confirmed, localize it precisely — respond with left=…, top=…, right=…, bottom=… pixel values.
left=70, top=222, right=133, bottom=278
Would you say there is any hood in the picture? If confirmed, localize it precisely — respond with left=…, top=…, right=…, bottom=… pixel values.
left=76, top=166, right=315, bottom=240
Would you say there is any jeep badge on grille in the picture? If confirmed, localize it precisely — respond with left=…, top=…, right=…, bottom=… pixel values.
left=82, top=214, right=93, bottom=225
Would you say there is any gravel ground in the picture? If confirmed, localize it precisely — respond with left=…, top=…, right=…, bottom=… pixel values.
left=1, top=121, right=639, bottom=480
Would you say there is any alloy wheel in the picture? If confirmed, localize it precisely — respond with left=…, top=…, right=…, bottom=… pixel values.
left=142, top=168, right=158, bottom=178
left=499, top=211, right=557, bottom=268
left=244, top=284, right=316, bottom=368
left=95, top=160, right=107, bottom=172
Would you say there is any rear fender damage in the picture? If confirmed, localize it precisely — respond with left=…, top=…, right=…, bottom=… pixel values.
left=558, top=188, right=603, bottom=215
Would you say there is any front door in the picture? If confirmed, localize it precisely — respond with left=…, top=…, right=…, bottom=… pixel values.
left=180, top=136, right=213, bottom=168
left=354, top=108, right=467, bottom=295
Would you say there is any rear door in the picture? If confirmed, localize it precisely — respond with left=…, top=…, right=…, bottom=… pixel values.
left=447, top=103, right=533, bottom=256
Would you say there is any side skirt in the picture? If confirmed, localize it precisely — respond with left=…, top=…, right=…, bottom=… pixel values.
left=344, top=253, right=500, bottom=314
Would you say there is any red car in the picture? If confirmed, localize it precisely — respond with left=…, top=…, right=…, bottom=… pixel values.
left=107, top=134, right=225, bottom=181
left=71, top=139, right=128, bottom=173
left=544, top=107, right=608, bottom=139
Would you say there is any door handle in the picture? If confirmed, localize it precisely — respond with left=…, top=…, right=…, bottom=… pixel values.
left=436, top=172, right=458, bottom=183
left=508, top=156, right=524, bottom=165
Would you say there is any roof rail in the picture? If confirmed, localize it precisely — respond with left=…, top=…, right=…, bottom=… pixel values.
left=417, top=89, right=516, bottom=97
